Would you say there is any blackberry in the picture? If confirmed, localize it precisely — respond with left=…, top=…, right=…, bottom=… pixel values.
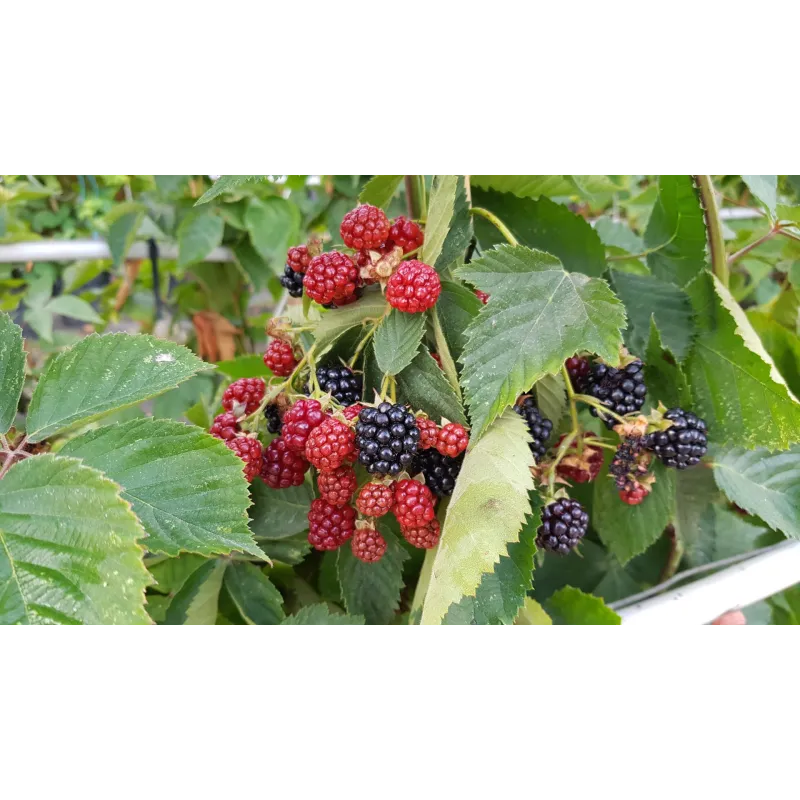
left=565, top=356, right=591, bottom=391
left=415, top=449, right=463, bottom=497
left=306, top=364, right=362, bottom=406
left=645, top=408, right=708, bottom=469
left=264, top=404, right=282, bottom=434
left=537, top=498, right=589, bottom=555
left=584, top=359, right=647, bottom=429
left=609, top=436, right=647, bottom=490
left=279, top=264, right=304, bottom=297
left=514, top=397, right=553, bottom=460
left=355, top=402, right=420, bottom=476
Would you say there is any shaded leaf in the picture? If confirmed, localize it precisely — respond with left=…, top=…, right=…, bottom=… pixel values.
left=281, top=604, right=365, bottom=625
left=196, top=175, right=265, bottom=205
left=422, top=175, right=458, bottom=267
left=742, top=175, right=777, bottom=218
left=548, top=586, right=621, bottom=625
left=373, top=308, right=426, bottom=376
left=177, top=209, right=224, bottom=269
left=535, top=373, right=567, bottom=429
left=106, top=202, right=146, bottom=267
left=249, top=480, right=314, bottom=540
left=245, top=197, right=300, bottom=261
left=216, top=354, right=272, bottom=380
left=0, top=312, right=24, bottom=434
left=359, top=175, right=403, bottom=208
left=224, top=561, right=285, bottom=624
left=44, top=295, right=104, bottom=325
left=470, top=176, right=575, bottom=198
left=436, top=280, right=482, bottom=363
left=396, top=349, right=467, bottom=426
left=164, top=558, right=225, bottom=624
left=313, top=290, right=387, bottom=354
left=435, top=176, right=473, bottom=272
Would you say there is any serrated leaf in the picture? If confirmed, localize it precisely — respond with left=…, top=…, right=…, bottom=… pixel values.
left=396, top=349, right=466, bottom=426
left=281, top=604, right=365, bottom=625
left=245, top=197, right=300, bottom=261
left=195, top=175, right=265, bottom=205
left=359, top=175, right=403, bottom=208
left=164, top=558, right=225, bottom=625
left=456, top=245, right=626, bottom=439
left=312, top=290, right=387, bottom=354
left=436, top=280, right=482, bottom=363
left=644, top=319, right=691, bottom=410
left=435, top=176, right=473, bottom=272
left=0, top=455, right=151, bottom=625
left=535, top=373, right=567, bottom=429
left=430, top=307, right=460, bottom=396
left=609, top=269, right=694, bottom=360
left=336, top=524, right=408, bottom=625
left=249, top=479, right=314, bottom=540
left=713, top=446, right=800, bottom=540
left=373, top=308, right=426, bottom=376
left=547, top=586, right=621, bottom=625
left=148, top=553, right=208, bottom=595
left=595, top=218, right=645, bottom=254
left=472, top=190, right=607, bottom=278
left=44, top=295, right=104, bottom=325
left=422, top=175, right=458, bottom=267
left=593, top=460, right=675, bottom=564
left=470, top=176, right=575, bottom=198
left=742, top=175, right=777, bottom=218
left=223, top=561, right=285, bottom=625
left=672, top=456, right=722, bottom=560
left=260, top=533, right=311, bottom=565
left=442, top=493, right=541, bottom=625
left=0, top=312, right=25, bottom=433
left=26, top=333, right=211, bottom=442
left=683, top=505, right=768, bottom=568
left=747, top=310, right=800, bottom=399
left=644, top=176, right=707, bottom=287
left=684, top=272, right=800, bottom=449
left=216, top=354, right=272, bottom=380
left=420, top=410, right=534, bottom=624
left=177, top=209, right=224, bottom=269
left=232, top=238, right=270, bottom=290
left=515, top=598, right=552, bottom=625
left=60, top=418, right=261, bottom=558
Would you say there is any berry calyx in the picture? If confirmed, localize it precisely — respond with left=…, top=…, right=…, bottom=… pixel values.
left=264, top=404, right=282, bottom=434
left=554, top=433, right=604, bottom=484
left=393, top=478, right=436, bottom=530
left=537, top=498, right=589, bottom=555
left=416, top=417, right=439, bottom=450
left=264, top=338, right=298, bottom=377
left=210, top=412, right=240, bottom=442
left=351, top=525, right=387, bottom=563
left=565, top=356, right=591, bottom=391
left=475, top=290, right=489, bottom=305
left=340, top=204, right=391, bottom=251
left=645, top=407, right=708, bottom=469
left=514, top=397, right=553, bottom=460
left=317, top=465, right=357, bottom=506
left=222, top=378, right=266, bottom=416
left=415, top=449, right=463, bottom=497
left=303, top=252, right=360, bottom=306
left=307, top=499, right=356, bottom=551
left=619, top=484, right=650, bottom=505
left=307, top=363, right=362, bottom=406
left=386, top=216, right=424, bottom=254
left=385, top=260, right=441, bottom=313
left=281, top=399, right=327, bottom=454
left=584, top=359, right=647, bottom=429
left=355, top=481, right=395, bottom=518
left=287, top=245, right=311, bottom=273
left=402, top=519, right=441, bottom=549
left=261, top=436, right=310, bottom=489
left=225, top=436, right=263, bottom=482
left=355, top=402, right=420, bottom=476
left=305, top=417, right=356, bottom=472
left=279, top=264, right=305, bottom=297
left=435, top=422, right=469, bottom=458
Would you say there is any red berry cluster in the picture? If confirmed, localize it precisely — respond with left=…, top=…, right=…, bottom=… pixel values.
left=264, top=338, right=298, bottom=377
left=415, top=417, right=468, bottom=457
left=222, top=377, right=265, bottom=416
left=392, top=478, right=441, bottom=549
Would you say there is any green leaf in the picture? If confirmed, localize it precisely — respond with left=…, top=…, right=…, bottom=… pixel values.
left=593, top=460, right=676, bottom=564
left=456, top=245, right=626, bottom=438
left=548, top=586, right=621, bottom=625
left=595, top=218, right=644, bottom=254
left=260, top=533, right=311, bottom=565
left=422, top=175, right=458, bottom=267
left=107, top=203, right=145, bottom=267
left=336, top=523, right=408, bottom=625
left=609, top=269, right=694, bottom=360
left=164, top=558, right=225, bottom=624
left=195, top=175, right=265, bottom=205
left=430, top=307, right=461, bottom=397
left=742, top=175, right=777, bottom=218
left=0, top=312, right=25, bottom=434
left=515, top=597, right=552, bottom=625
left=0, top=455, right=151, bottom=625
left=23, top=307, right=53, bottom=343
left=420, top=410, right=535, bottom=624
left=148, top=553, right=208, bottom=595
left=359, top=175, right=403, bottom=208
left=396, top=349, right=467, bottom=426
left=44, top=295, right=104, bottom=325
left=682, top=505, right=768, bottom=568
left=442, top=494, right=541, bottom=625
left=435, top=176, right=473, bottom=272
left=644, top=319, right=691, bottom=410
left=60, top=418, right=261, bottom=558
left=644, top=175, right=707, bottom=287
left=249, top=479, right=314, bottom=540
left=472, top=190, right=607, bottom=278
left=232, top=238, right=271, bottom=290
left=470, top=176, right=575, bottom=198
left=245, top=197, right=300, bottom=261
left=26, top=333, right=211, bottom=442
left=312, top=290, right=387, bottom=354
left=177, top=209, right=224, bottom=269
left=535, top=373, right=567, bottom=429
left=713, top=446, right=800, bottom=540
left=216, top=354, right=272, bottom=380
left=684, top=272, right=800, bottom=449
left=747, top=310, right=800, bottom=399
left=672, top=454, right=722, bottom=556
left=281, top=604, right=365, bottom=624
left=436, top=280, right=482, bottom=363
left=223, top=561, right=285, bottom=624
left=373, top=308, right=426, bottom=376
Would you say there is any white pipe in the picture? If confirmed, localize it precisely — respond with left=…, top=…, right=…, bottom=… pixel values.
left=618, top=540, right=800, bottom=625
left=0, top=239, right=234, bottom=264
left=718, top=207, right=763, bottom=220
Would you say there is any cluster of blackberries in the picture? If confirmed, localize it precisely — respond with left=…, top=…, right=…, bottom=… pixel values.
left=355, top=402, right=420, bottom=476
left=306, top=363, right=362, bottom=406
left=583, top=359, right=647, bottom=429
left=415, top=449, right=463, bottom=497
left=645, top=407, right=708, bottom=469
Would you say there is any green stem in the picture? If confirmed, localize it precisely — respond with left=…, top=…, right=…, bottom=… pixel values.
left=348, top=320, right=380, bottom=369
left=728, top=227, right=779, bottom=266
left=659, top=526, right=684, bottom=583
left=470, top=207, right=519, bottom=246
left=405, top=176, right=427, bottom=220
left=430, top=308, right=462, bottom=400
left=695, top=175, right=729, bottom=287
left=573, top=393, right=628, bottom=425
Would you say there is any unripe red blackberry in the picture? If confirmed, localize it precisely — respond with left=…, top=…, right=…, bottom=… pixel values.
left=307, top=499, right=356, bottom=551
left=222, top=378, right=266, bottom=416
left=282, top=399, right=327, bottom=454
left=303, top=252, right=359, bottom=306
left=210, top=412, right=240, bottom=442
left=264, top=339, right=298, bottom=377
left=537, top=498, right=589, bottom=555
left=287, top=245, right=311, bottom=273
left=225, top=436, right=263, bottom=482
left=317, top=465, right=357, bottom=506
left=416, top=417, right=440, bottom=450
left=402, top=519, right=441, bottom=549
left=351, top=525, right=387, bottom=563
left=386, top=216, right=424, bottom=254
left=305, top=417, right=356, bottom=472
left=355, top=481, right=394, bottom=518
left=340, top=204, right=391, bottom=250
left=261, top=437, right=310, bottom=489
left=386, top=260, right=441, bottom=313
left=343, top=403, right=365, bottom=421
left=554, top=433, right=604, bottom=484
left=619, top=484, right=649, bottom=505
left=475, top=289, right=489, bottom=305
left=393, top=478, right=436, bottom=530
left=435, top=422, right=469, bottom=458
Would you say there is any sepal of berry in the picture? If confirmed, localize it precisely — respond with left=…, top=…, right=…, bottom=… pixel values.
left=267, top=316, right=293, bottom=341
left=416, top=417, right=440, bottom=450
left=305, top=417, right=356, bottom=472
left=264, top=338, right=299, bottom=377
left=435, top=422, right=469, bottom=458
left=351, top=522, right=387, bottom=563
left=225, top=436, right=263, bottom=482
left=282, top=398, right=327, bottom=454
left=307, top=499, right=356, bottom=551
left=261, top=436, right=310, bottom=489
left=210, top=412, right=240, bottom=442
left=355, top=480, right=395, bottom=518
left=401, top=519, right=441, bottom=549
left=554, top=433, right=604, bottom=484
left=317, top=465, right=357, bottom=506
left=222, top=377, right=266, bottom=416
left=340, top=204, right=391, bottom=250
left=385, top=260, right=441, bottom=313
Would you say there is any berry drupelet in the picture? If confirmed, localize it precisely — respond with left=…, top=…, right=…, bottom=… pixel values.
left=222, top=378, right=266, bottom=416
left=537, top=498, right=589, bottom=555
left=306, top=363, right=362, bottom=406
left=355, top=402, right=420, bottom=476
left=386, top=216, right=424, bottom=254
left=645, top=408, right=708, bottom=469
left=355, top=482, right=395, bottom=518
left=261, top=437, right=310, bottom=489
left=514, top=397, right=553, bottom=460
left=584, top=359, right=647, bottom=429
left=225, top=437, right=263, bottom=482
left=303, top=252, right=359, bottom=307
left=414, top=448, right=463, bottom=497
left=264, top=339, right=298, bottom=377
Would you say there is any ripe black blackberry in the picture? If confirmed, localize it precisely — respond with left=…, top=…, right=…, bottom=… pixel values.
left=514, top=397, right=553, bottom=460
left=279, top=264, right=304, bottom=297
left=537, top=498, right=589, bottom=555
left=415, top=449, right=464, bottom=497
left=264, top=404, right=282, bottom=434
left=584, top=359, right=647, bottom=429
left=645, top=408, right=708, bottom=469
left=355, top=402, right=420, bottom=476
left=306, top=364, right=362, bottom=406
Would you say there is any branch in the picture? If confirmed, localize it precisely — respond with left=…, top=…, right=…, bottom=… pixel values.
left=695, top=175, right=729, bottom=287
